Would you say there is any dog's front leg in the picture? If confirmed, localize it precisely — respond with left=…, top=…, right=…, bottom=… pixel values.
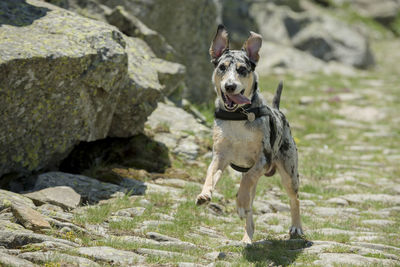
left=196, top=155, right=228, bottom=205
left=236, top=156, right=265, bottom=243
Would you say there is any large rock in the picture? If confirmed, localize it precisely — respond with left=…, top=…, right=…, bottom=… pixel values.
left=249, top=3, right=374, bottom=69
left=0, top=230, right=77, bottom=249
left=257, top=42, right=357, bottom=75
left=24, top=186, right=81, bottom=210
left=0, top=0, right=184, bottom=177
left=108, top=37, right=185, bottom=137
left=0, top=0, right=127, bottom=176
left=105, top=6, right=176, bottom=60
left=95, top=0, right=219, bottom=103
left=221, top=0, right=301, bottom=47
left=0, top=252, right=38, bottom=267
left=76, top=246, right=145, bottom=265
left=0, top=189, right=36, bottom=211
left=10, top=202, right=51, bottom=231
left=145, top=101, right=211, bottom=160
left=332, top=0, right=400, bottom=26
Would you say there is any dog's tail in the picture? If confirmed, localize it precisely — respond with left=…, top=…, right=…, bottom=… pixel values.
left=272, top=81, right=283, bottom=110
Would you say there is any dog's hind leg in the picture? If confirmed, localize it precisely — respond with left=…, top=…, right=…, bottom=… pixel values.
left=276, top=145, right=303, bottom=238
left=196, top=156, right=228, bottom=205
left=236, top=156, right=265, bottom=243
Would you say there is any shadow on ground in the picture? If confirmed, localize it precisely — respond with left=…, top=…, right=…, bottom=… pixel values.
left=243, top=238, right=313, bottom=266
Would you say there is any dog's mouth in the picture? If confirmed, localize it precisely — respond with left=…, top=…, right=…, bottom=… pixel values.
left=221, top=89, right=251, bottom=111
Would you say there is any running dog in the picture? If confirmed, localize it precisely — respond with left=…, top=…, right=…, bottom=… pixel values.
left=196, top=25, right=303, bottom=243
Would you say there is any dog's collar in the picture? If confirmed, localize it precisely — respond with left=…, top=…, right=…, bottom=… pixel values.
left=230, top=163, right=251, bottom=173
left=214, top=106, right=271, bottom=122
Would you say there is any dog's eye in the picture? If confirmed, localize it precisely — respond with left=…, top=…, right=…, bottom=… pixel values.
left=218, top=64, right=226, bottom=72
left=237, top=66, right=248, bottom=76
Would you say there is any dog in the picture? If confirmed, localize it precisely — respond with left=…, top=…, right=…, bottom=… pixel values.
left=195, top=25, right=303, bottom=243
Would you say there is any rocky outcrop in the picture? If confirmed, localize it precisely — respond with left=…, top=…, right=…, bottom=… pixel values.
left=257, top=42, right=357, bottom=76
left=94, top=0, right=219, bottom=103
left=249, top=3, right=375, bottom=69
left=108, top=37, right=185, bottom=137
left=0, top=0, right=185, bottom=177
left=332, top=0, right=400, bottom=26
left=105, top=6, right=176, bottom=60
left=221, top=0, right=301, bottom=47
left=145, top=101, right=211, bottom=160
left=0, top=0, right=127, bottom=176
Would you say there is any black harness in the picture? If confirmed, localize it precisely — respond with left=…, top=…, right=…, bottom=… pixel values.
left=214, top=105, right=272, bottom=173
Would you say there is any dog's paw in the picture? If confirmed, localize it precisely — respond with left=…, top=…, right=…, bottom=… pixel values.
left=195, top=192, right=211, bottom=205
left=289, top=226, right=304, bottom=239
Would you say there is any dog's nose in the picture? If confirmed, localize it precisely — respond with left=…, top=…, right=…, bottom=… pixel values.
left=225, top=83, right=237, bottom=93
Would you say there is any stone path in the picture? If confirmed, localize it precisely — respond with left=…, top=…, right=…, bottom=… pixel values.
left=0, top=41, right=400, bottom=266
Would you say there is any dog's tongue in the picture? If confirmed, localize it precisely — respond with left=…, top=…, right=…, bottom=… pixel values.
left=227, top=93, right=251, bottom=104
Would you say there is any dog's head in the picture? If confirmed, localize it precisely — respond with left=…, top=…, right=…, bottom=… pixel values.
left=210, top=25, right=262, bottom=111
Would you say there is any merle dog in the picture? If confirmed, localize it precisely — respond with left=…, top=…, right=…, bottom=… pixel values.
left=196, top=25, right=303, bottom=243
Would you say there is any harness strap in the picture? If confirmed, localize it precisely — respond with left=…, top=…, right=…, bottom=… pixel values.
left=230, top=163, right=251, bottom=173
left=214, top=106, right=271, bottom=121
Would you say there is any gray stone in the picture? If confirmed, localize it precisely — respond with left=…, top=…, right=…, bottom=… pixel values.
left=116, top=235, right=160, bottom=245
left=19, top=251, right=100, bottom=266
left=362, top=219, right=395, bottom=226
left=37, top=204, right=73, bottom=222
left=257, top=42, right=357, bottom=76
left=11, top=203, right=51, bottom=231
left=349, top=242, right=400, bottom=253
left=313, top=207, right=359, bottom=217
left=250, top=3, right=374, bottom=69
left=32, top=172, right=145, bottom=204
left=146, top=232, right=181, bottom=242
left=24, top=186, right=81, bottom=210
left=268, top=225, right=285, bottom=233
left=76, top=246, right=145, bottom=265
left=0, top=0, right=127, bottom=176
left=336, top=0, right=400, bottom=25
left=22, top=241, right=75, bottom=251
left=0, top=251, right=37, bottom=267
left=146, top=101, right=211, bottom=159
left=0, top=219, right=26, bottom=231
left=0, top=190, right=36, bottom=211
left=178, top=263, right=206, bottom=267
left=136, top=247, right=194, bottom=260
left=338, top=106, right=386, bottom=122
left=314, top=252, right=398, bottom=266
left=266, top=199, right=290, bottom=212
left=108, top=36, right=184, bottom=137
left=97, top=0, right=219, bottom=103
left=144, top=183, right=182, bottom=196
left=105, top=6, right=176, bottom=60
left=204, top=251, right=226, bottom=261
left=342, top=194, right=400, bottom=205
left=141, top=220, right=174, bottom=228
left=253, top=200, right=274, bottom=214
left=326, top=197, right=349, bottom=206
left=112, top=207, right=145, bottom=217
left=46, top=218, right=87, bottom=234
left=0, top=230, right=77, bottom=249
left=154, top=178, right=202, bottom=189
left=301, top=199, right=316, bottom=207
left=0, top=211, right=14, bottom=221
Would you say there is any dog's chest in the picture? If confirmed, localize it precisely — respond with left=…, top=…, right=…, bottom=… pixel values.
left=214, top=120, right=263, bottom=166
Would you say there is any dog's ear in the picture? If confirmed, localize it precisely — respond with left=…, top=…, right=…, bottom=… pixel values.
left=242, top=31, right=262, bottom=64
left=210, top=24, right=229, bottom=60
